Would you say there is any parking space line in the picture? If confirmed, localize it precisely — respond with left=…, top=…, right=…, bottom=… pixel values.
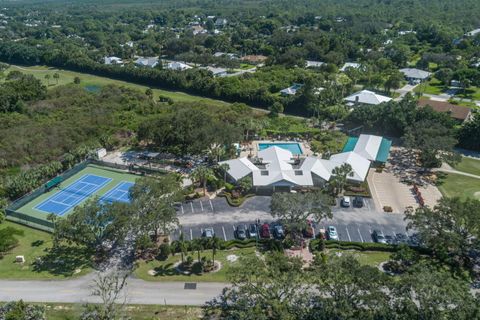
left=357, top=228, right=364, bottom=243
left=209, top=200, right=214, bottom=212
left=181, top=205, right=184, bottom=214
left=190, top=202, right=194, bottom=213
left=190, top=228, right=193, bottom=240
left=232, top=225, right=235, bottom=231
left=345, top=227, right=351, bottom=241
left=222, top=226, right=227, bottom=241
left=312, top=226, right=316, bottom=239
left=200, top=201, right=204, bottom=211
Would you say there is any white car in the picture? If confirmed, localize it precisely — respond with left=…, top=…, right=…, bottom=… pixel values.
left=327, top=226, right=339, bottom=240
left=341, top=196, right=351, bottom=207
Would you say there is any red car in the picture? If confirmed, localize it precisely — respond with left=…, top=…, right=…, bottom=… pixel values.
left=260, top=223, right=271, bottom=238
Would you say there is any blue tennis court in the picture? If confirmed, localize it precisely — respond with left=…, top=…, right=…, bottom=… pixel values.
left=100, top=181, right=134, bottom=204
left=35, top=174, right=112, bottom=216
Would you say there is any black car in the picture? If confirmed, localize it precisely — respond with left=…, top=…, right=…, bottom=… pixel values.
left=235, top=225, right=247, bottom=240
left=395, top=233, right=409, bottom=244
left=272, top=225, right=285, bottom=240
left=248, top=224, right=258, bottom=238
left=385, top=235, right=396, bottom=245
left=353, top=196, right=364, bottom=208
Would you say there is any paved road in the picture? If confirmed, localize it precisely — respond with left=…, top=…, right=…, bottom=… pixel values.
left=0, top=273, right=226, bottom=305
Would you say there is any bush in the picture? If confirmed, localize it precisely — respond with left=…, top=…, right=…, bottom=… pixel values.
left=158, top=243, right=171, bottom=260
left=383, top=206, right=393, bottom=212
left=310, top=239, right=397, bottom=252
left=224, top=183, right=235, bottom=192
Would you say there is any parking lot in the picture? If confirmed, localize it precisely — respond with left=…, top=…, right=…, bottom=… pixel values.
left=172, top=196, right=411, bottom=243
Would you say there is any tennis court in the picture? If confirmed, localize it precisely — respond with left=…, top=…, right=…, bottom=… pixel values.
left=35, top=174, right=112, bottom=215
left=14, top=164, right=138, bottom=221
left=100, top=181, right=134, bottom=204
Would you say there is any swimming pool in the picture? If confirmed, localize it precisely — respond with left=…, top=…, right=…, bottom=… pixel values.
left=258, top=142, right=303, bottom=155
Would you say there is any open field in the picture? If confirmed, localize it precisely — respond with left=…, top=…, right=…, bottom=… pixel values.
left=453, top=157, right=480, bottom=176
left=135, top=247, right=256, bottom=282
left=437, top=173, right=480, bottom=200
left=0, top=221, right=91, bottom=279
left=6, top=64, right=230, bottom=107
left=5, top=303, right=202, bottom=320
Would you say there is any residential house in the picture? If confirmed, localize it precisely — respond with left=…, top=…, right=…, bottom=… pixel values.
left=465, top=28, right=480, bottom=37
left=344, top=90, right=392, bottom=106
left=418, top=99, right=473, bottom=123
left=305, top=60, right=325, bottom=68
left=205, top=66, right=228, bottom=77
left=340, top=62, right=361, bottom=72
left=134, top=57, right=159, bottom=68
left=165, top=61, right=192, bottom=71
left=242, top=55, right=268, bottom=64
left=280, top=83, right=304, bottom=96
left=399, top=68, right=431, bottom=84
left=215, top=18, right=228, bottom=27
left=104, top=56, right=123, bottom=65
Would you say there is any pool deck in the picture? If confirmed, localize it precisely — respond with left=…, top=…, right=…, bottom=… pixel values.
left=239, top=140, right=313, bottom=158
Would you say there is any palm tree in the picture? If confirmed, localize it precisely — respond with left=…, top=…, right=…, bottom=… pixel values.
left=217, top=163, right=230, bottom=183
left=190, top=165, right=214, bottom=196
left=44, top=74, right=51, bottom=85
left=192, top=238, right=204, bottom=262
left=210, top=236, right=220, bottom=266
left=329, top=163, right=354, bottom=196
left=53, top=73, right=60, bottom=85
left=178, top=233, right=187, bottom=263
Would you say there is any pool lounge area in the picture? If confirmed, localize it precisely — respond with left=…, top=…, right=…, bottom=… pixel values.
left=258, top=142, right=304, bottom=155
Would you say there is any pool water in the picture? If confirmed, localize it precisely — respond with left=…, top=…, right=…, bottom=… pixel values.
left=258, top=143, right=303, bottom=155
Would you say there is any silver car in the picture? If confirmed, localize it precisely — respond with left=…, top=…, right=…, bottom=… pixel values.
left=327, top=226, right=339, bottom=240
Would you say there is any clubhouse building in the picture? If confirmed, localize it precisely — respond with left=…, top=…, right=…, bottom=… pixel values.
left=220, top=134, right=391, bottom=192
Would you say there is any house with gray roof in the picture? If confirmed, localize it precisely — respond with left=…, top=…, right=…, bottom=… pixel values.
left=399, top=68, right=432, bottom=83
left=134, top=57, right=159, bottom=68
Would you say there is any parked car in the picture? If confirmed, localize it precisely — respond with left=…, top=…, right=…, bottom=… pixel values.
left=235, top=225, right=247, bottom=240
left=272, top=225, right=285, bottom=239
left=248, top=224, right=258, bottom=238
left=260, top=223, right=271, bottom=238
left=353, top=196, right=364, bottom=208
left=302, top=221, right=314, bottom=238
left=395, top=233, right=408, bottom=244
left=203, top=228, right=215, bottom=238
left=385, top=235, right=396, bottom=245
left=327, top=226, right=339, bottom=240
left=341, top=196, right=351, bottom=207
left=372, top=230, right=387, bottom=244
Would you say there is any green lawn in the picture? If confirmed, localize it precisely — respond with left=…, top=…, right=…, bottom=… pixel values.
left=437, top=173, right=480, bottom=200
left=327, top=250, right=391, bottom=267
left=453, top=157, right=480, bottom=176
left=135, top=247, right=256, bottom=282
left=0, top=221, right=91, bottom=279
left=6, top=64, right=230, bottom=107
left=414, top=77, right=445, bottom=95
left=31, top=303, right=201, bottom=320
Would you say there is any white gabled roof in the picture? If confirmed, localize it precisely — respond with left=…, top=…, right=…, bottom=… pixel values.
left=329, top=152, right=371, bottom=182
left=219, top=157, right=258, bottom=181
left=340, top=62, right=361, bottom=72
left=344, top=90, right=392, bottom=105
left=300, top=157, right=335, bottom=181
left=399, top=68, right=431, bottom=80
left=166, top=61, right=192, bottom=71
left=354, top=134, right=382, bottom=161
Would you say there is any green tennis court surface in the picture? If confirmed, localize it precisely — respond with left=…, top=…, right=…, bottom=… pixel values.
left=15, top=164, right=138, bottom=221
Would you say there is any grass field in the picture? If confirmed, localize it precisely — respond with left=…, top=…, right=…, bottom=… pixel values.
left=437, top=173, right=480, bottom=200
left=15, top=164, right=138, bottom=222
left=21, top=303, right=201, bottom=320
left=0, top=221, right=91, bottom=279
left=453, top=157, right=480, bottom=176
left=6, top=64, right=230, bottom=107
left=414, top=77, right=445, bottom=95
left=135, top=247, right=256, bottom=282
left=326, top=250, right=391, bottom=267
